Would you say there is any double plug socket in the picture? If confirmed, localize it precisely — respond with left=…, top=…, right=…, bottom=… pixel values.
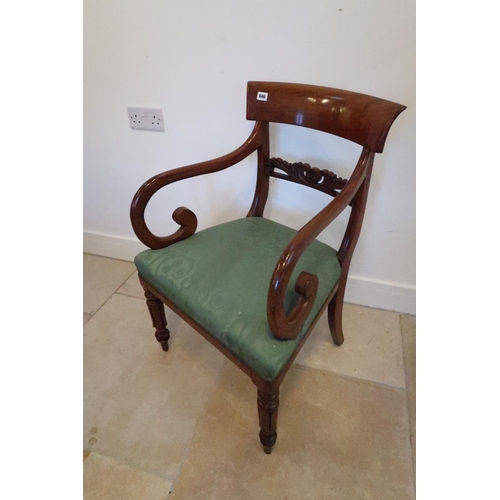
left=127, top=107, right=164, bottom=131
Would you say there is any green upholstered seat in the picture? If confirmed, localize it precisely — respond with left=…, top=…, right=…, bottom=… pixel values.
left=135, top=217, right=341, bottom=381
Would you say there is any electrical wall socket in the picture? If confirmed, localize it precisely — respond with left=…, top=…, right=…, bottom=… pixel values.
left=127, top=107, right=164, bottom=131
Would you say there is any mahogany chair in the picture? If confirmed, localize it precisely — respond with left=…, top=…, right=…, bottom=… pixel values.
left=130, top=82, right=405, bottom=454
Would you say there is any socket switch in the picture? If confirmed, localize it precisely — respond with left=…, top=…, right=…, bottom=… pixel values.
left=127, top=107, right=164, bottom=131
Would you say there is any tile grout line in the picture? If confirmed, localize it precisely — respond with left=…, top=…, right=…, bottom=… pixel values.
left=115, top=291, right=143, bottom=299
left=84, top=262, right=413, bottom=491
left=83, top=262, right=225, bottom=492
left=83, top=268, right=182, bottom=483
left=85, top=270, right=229, bottom=493
left=87, top=291, right=409, bottom=394
left=399, top=313, right=416, bottom=493
left=83, top=268, right=138, bottom=326
left=294, top=361, right=407, bottom=392
left=83, top=266, right=196, bottom=488
left=89, top=320, right=228, bottom=488
left=85, top=361, right=408, bottom=487
left=88, top=288, right=410, bottom=394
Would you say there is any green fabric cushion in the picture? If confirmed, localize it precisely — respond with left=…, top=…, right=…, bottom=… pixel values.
left=135, top=217, right=341, bottom=381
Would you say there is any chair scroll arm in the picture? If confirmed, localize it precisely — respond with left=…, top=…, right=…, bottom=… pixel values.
left=267, top=148, right=375, bottom=340
left=130, top=122, right=264, bottom=249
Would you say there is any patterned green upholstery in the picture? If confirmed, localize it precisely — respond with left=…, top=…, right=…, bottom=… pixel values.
left=135, top=217, right=341, bottom=381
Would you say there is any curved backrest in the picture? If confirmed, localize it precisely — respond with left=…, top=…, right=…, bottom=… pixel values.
left=247, top=81, right=406, bottom=153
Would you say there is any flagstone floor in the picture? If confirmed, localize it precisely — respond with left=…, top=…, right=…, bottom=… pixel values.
left=83, top=253, right=415, bottom=499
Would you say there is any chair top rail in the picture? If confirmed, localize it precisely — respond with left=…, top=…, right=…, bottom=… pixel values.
left=247, top=81, right=406, bottom=153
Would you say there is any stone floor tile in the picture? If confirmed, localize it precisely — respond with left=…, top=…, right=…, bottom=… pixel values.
left=83, top=313, right=92, bottom=325
left=401, top=314, right=416, bottom=473
left=83, top=254, right=135, bottom=315
left=171, top=363, right=414, bottom=500
left=116, top=270, right=144, bottom=299
left=295, top=303, right=406, bottom=388
left=83, top=452, right=172, bottom=500
left=84, top=294, right=227, bottom=478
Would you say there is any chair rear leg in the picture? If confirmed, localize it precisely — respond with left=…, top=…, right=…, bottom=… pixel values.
left=328, top=275, right=347, bottom=346
left=144, top=289, right=170, bottom=351
left=257, top=387, right=280, bottom=454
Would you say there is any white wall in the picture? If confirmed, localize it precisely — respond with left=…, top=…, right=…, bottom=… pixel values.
left=83, top=0, right=415, bottom=313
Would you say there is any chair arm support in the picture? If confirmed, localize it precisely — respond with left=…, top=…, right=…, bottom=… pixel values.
left=267, top=148, right=375, bottom=340
left=130, top=122, right=264, bottom=249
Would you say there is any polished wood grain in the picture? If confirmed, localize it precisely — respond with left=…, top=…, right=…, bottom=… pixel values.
left=329, top=160, right=374, bottom=346
left=247, top=81, right=405, bottom=153
left=247, top=121, right=270, bottom=217
left=143, top=288, right=170, bottom=351
left=257, top=389, right=280, bottom=454
left=265, top=157, right=348, bottom=198
left=267, top=148, right=374, bottom=340
left=130, top=81, right=406, bottom=453
left=130, top=121, right=265, bottom=249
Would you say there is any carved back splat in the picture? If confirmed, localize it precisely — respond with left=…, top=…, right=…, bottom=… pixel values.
left=265, top=157, right=348, bottom=198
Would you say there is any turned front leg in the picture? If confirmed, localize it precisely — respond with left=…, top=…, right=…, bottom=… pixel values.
left=144, top=290, right=170, bottom=351
left=257, top=388, right=280, bottom=454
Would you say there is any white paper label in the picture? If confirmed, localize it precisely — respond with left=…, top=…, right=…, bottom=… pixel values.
left=257, top=92, right=268, bottom=101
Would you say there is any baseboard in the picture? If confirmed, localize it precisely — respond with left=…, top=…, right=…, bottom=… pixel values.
left=84, top=231, right=148, bottom=262
left=84, top=231, right=416, bottom=315
left=344, top=276, right=415, bottom=315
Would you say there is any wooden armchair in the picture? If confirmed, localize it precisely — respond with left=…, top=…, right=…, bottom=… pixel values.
left=130, top=82, right=405, bottom=454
